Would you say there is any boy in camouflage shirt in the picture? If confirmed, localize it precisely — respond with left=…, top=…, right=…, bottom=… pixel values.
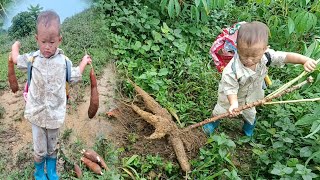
left=203, top=21, right=317, bottom=137
left=11, top=10, right=92, bottom=180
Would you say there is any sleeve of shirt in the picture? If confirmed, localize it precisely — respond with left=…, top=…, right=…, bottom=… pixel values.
left=16, top=53, right=31, bottom=70
left=220, top=71, right=239, bottom=95
left=266, top=48, right=288, bottom=67
left=70, top=64, right=82, bottom=83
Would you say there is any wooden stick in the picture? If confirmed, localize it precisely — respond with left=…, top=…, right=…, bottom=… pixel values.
left=183, top=77, right=313, bottom=131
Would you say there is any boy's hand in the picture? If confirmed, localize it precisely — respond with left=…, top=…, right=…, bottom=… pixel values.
left=304, top=59, right=317, bottom=72
left=229, top=101, right=240, bottom=117
left=12, top=41, right=21, bottom=49
left=79, top=54, right=93, bottom=74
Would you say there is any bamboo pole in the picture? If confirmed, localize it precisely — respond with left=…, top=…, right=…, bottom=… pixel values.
left=266, top=58, right=319, bottom=98
left=264, top=98, right=320, bottom=105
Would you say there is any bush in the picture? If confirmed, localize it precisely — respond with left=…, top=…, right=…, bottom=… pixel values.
left=8, top=11, right=37, bottom=39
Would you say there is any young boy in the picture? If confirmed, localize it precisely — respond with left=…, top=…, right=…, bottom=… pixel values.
left=11, top=10, right=92, bottom=180
left=203, top=21, right=317, bottom=137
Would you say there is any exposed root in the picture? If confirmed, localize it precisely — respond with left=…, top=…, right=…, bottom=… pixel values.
left=129, top=79, right=172, bottom=121
left=168, top=135, right=190, bottom=172
left=131, top=104, right=176, bottom=139
left=180, top=129, right=206, bottom=152
left=129, top=80, right=192, bottom=172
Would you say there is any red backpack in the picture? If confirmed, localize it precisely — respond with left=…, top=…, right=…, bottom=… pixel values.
left=210, top=22, right=245, bottom=73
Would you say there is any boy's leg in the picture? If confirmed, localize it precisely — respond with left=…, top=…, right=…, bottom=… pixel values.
left=202, top=104, right=225, bottom=136
left=46, top=128, right=60, bottom=180
left=242, top=108, right=257, bottom=137
left=32, top=124, right=48, bottom=180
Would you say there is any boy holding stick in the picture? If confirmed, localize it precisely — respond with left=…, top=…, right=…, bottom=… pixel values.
left=203, top=21, right=317, bottom=137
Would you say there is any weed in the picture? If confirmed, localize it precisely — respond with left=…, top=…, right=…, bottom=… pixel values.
left=0, top=104, right=5, bottom=119
left=127, top=133, right=138, bottom=144
left=61, top=128, right=73, bottom=142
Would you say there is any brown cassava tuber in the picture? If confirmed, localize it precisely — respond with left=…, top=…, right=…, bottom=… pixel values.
left=81, top=157, right=103, bottom=175
left=81, top=149, right=108, bottom=170
left=74, top=163, right=82, bottom=178
left=88, top=67, right=99, bottom=118
left=8, top=53, right=18, bottom=93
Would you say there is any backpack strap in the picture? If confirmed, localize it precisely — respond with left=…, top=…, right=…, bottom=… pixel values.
left=27, top=56, right=35, bottom=87
left=65, top=59, right=71, bottom=83
left=231, top=59, right=240, bottom=82
left=264, top=52, right=272, bottom=67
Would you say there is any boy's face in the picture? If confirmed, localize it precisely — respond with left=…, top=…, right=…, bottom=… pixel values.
left=237, top=42, right=267, bottom=67
left=35, top=24, right=62, bottom=58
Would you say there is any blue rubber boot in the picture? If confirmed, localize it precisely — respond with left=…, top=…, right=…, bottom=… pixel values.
left=202, top=120, right=220, bottom=136
left=34, top=160, right=48, bottom=180
left=242, top=119, right=256, bottom=137
left=46, top=157, right=59, bottom=180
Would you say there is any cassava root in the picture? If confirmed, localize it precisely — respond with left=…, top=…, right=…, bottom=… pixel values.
left=8, top=53, right=19, bottom=93
left=88, top=67, right=99, bottom=118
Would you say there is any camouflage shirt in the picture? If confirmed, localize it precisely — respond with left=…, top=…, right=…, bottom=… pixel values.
left=17, top=48, right=82, bottom=129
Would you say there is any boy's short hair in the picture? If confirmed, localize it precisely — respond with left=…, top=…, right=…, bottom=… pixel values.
left=237, top=21, right=269, bottom=47
left=36, top=10, right=61, bottom=34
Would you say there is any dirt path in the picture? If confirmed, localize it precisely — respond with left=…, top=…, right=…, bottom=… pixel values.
left=63, top=63, right=123, bottom=147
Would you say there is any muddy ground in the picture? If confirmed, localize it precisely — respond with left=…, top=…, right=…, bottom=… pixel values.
left=0, top=63, right=207, bottom=176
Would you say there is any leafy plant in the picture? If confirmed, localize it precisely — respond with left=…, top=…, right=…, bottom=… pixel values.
left=190, top=133, right=238, bottom=178
left=121, top=154, right=179, bottom=179
left=160, top=0, right=231, bottom=22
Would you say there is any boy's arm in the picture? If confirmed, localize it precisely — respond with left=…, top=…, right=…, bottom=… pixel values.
left=69, top=55, right=92, bottom=83
left=285, top=53, right=317, bottom=72
left=227, top=94, right=240, bottom=116
left=220, top=68, right=240, bottom=116
left=11, top=41, right=21, bottom=64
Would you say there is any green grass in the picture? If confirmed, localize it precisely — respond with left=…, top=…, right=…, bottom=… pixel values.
left=0, top=53, right=8, bottom=89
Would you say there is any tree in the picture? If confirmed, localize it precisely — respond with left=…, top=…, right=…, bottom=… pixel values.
left=8, top=4, right=43, bottom=39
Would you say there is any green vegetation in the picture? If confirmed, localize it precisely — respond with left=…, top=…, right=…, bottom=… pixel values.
left=8, top=4, right=42, bottom=39
left=0, top=0, right=319, bottom=179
